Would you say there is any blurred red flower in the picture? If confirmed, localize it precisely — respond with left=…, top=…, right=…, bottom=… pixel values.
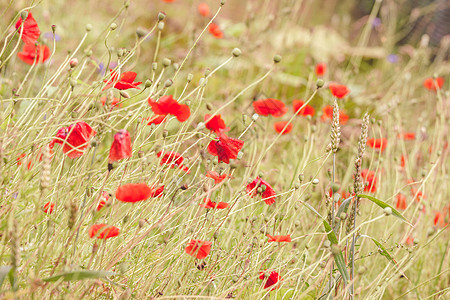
left=259, top=270, right=281, bottom=290
left=433, top=212, right=446, bottom=227
left=293, top=100, right=315, bottom=117
left=43, top=202, right=55, bottom=214
left=185, top=239, right=212, bottom=259
left=329, top=83, right=350, bottom=98
left=97, top=191, right=110, bottom=211
left=150, top=185, right=164, bottom=197
left=411, top=188, right=426, bottom=202
left=103, top=70, right=142, bottom=90
left=199, top=198, right=229, bottom=209
left=423, top=77, right=444, bottom=91
left=315, top=63, right=326, bottom=76
left=206, top=170, right=230, bottom=184
left=274, top=121, right=293, bottom=135
left=148, top=95, right=190, bottom=122
left=367, top=138, right=387, bottom=152
left=157, top=150, right=190, bottom=173
left=361, top=169, right=377, bottom=193
left=115, top=183, right=153, bottom=203
left=145, top=115, right=166, bottom=126
left=321, top=105, right=349, bottom=125
left=198, top=2, right=210, bottom=17
left=207, top=133, right=244, bottom=164
left=51, top=121, right=96, bottom=159
left=209, top=23, right=223, bottom=38
left=15, top=12, right=40, bottom=45
left=109, top=130, right=132, bottom=162
left=253, top=98, right=288, bottom=117
left=17, top=44, right=50, bottom=65
left=398, top=132, right=415, bottom=140
left=101, top=97, right=122, bottom=108
left=89, top=224, right=119, bottom=239
left=205, top=114, right=229, bottom=134
left=396, top=194, right=407, bottom=210
left=267, top=234, right=291, bottom=243
left=246, top=177, right=276, bottom=205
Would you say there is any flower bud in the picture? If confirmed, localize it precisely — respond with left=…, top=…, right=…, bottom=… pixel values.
left=316, top=79, right=324, bottom=88
left=384, top=207, right=392, bottom=216
left=232, top=48, right=242, bottom=57
left=136, top=27, right=147, bottom=38
left=158, top=22, right=165, bottom=31
left=158, top=12, right=166, bottom=21
left=145, top=79, right=152, bottom=88
left=251, top=113, right=259, bottom=122
left=273, top=54, right=282, bottom=63
left=69, top=58, right=78, bottom=68
left=110, top=23, right=118, bottom=30
left=162, top=58, right=171, bottom=67
left=220, top=0, right=226, bottom=5
left=312, top=178, right=319, bottom=185
left=86, top=24, right=93, bottom=32
left=120, top=90, right=130, bottom=98
left=164, top=79, right=173, bottom=88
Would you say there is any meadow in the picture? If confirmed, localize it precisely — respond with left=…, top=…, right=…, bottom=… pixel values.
left=0, top=0, right=449, bottom=299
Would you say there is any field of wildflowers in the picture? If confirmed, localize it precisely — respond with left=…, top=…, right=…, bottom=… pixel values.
left=0, top=0, right=449, bottom=299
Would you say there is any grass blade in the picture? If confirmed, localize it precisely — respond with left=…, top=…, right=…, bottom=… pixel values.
left=357, top=194, right=411, bottom=225
left=323, top=220, right=350, bottom=285
left=42, top=270, right=115, bottom=282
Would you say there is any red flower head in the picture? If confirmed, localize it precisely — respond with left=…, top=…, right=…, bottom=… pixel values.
left=423, top=77, right=444, bottom=91
left=367, top=138, right=387, bottom=152
left=267, top=234, right=291, bottom=243
left=329, top=83, right=350, bottom=98
left=396, top=194, right=407, bottom=210
left=109, top=130, right=132, bottom=162
left=315, top=63, right=326, bottom=77
left=321, top=105, right=349, bottom=125
left=361, top=169, right=377, bottom=193
left=204, top=114, right=229, bottom=134
left=253, top=98, right=288, bottom=117
left=89, top=224, right=119, bottom=239
left=433, top=212, right=446, bottom=227
left=101, top=97, right=122, bottom=108
left=259, top=270, right=281, bottom=290
left=206, top=171, right=230, bottom=184
left=146, top=115, right=166, bottom=126
left=115, top=183, right=153, bottom=203
left=198, top=2, right=210, bottom=17
left=293, top=100, right=315, bottom=117
left=274, top=121, right=293, bottom=135
left=97, top=191, right=110, bottom=211
left=162, top=0, right=175, bottom=2
left=157, top=150, right=190, bottom=173
left=400, top=155, right=406, bottom=168
left=209, top=23, right=223, bottom=39
left=151, top=185, right=165, bottom=197
left=148, top=95, right=190, bottom=122
left=15, top=12, right=40, bottom=45
left=207, top=133, right=244, bottom=164
left=16, top=153, right=26, bottom=166
left=103, top=70, right=142, bottom=91
left=199, top=198, right=229, bottom=209
left=43, top=202, right=55, bottom=214
left=17, top=44, right=50, bottom=65
left=51, top=121, right=96, bottom=159
left=246, top=177, right=277, bottom=205
left=398, top=132, right=415, bottom=140
left=411, top=188, right=426, bottom=202
left=185, top=239, right=212, bottom=259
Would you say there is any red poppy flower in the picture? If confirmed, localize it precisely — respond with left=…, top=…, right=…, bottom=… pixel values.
left=109, top=130, right=132, bottom=162
left=315, top=63, right=326, bottom=77
left=423, top=77, right=444, bottom=91
left=433, top=212, right=446, bottom=227
left=274, top=121, right=293, bottom=135
left=267, top=234, right=291, bottom=243
left=115, top=183, right=153, bottom=203
left=17, top=44, right=50, bottom=65
left=15, top=12, right=40, bottom=45
left=97, top=191, right=110, bottom=211
left=185, top=239, right=212, bottom=259
left=396, top=194, right=407, bottom=210
left=329, top=83, right=350, bottom=98
left=207, top=133, right=244, bottom=164
left=398, top=132, right=415, bottom=140
left=157, top=150, right=190, bottom=173
left=51, top=121, right=96, bottom=159
left=199, top=198, right=229, bottom=209
left=103, top=70, right=142, bottom=91
left=320, top=105, right=349, bottom=125
left=367, top=138, right=387, bottom=152
left=405, top=236, right=414, bottom=246
left=101, top=97, right=122, bottom=108
left=148, top=95, right=190, bottom=122
left=89, top=224, right=119, bottom=239
left=204, top=114, right=229, bottom=134
left=209, top=23, right=223, bottom=39
left=400, top=155, right=406, bottom=168
left=150, top=185, right=164, bottom=197
left=162, top=0, right=175, bottom=2
left=293, top=100, right=315, bottom=117
left=43, top=202, right=55, bottom=214
left=16, top=153, right=26, bottom=166
left=259, top=270, right=281, bottom=290
left=253, top=98, right=288, bottom=117
left=361, top=169, right=377, bottom=193
left=198, top=2, right=210, bottom=17
left=206, top=171, right=230, bottom=184
left=146, top=115, right=166, bottom=126
left=246, top=177, right=277, bottom=205
left=411, top=188, right=426, bottom=202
